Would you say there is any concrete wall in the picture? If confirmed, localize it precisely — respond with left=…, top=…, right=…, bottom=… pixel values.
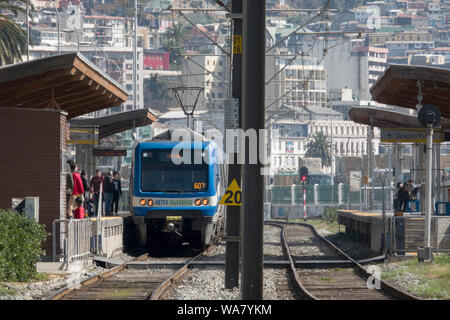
left=92, top=217, right=123, bottom=258
left=437, top=216, right=450, bottom=251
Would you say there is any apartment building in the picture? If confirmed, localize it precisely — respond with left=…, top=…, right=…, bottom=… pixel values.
left=368, top=31, right=433, bottom=46
left=265, top=56, right=328, bottom=111
left=83, top=15, right=128, bottom=47
left=181, top=55, right=229, bottom=110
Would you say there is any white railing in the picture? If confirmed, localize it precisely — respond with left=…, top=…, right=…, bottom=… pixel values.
left=52, top=219, right=93, bottom=263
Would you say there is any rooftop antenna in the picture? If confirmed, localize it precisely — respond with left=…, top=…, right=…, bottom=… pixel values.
left=172, top=86, right=204, bottom=129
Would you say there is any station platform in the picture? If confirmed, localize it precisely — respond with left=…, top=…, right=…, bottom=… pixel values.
left=337, top=210, right=450, bottom=254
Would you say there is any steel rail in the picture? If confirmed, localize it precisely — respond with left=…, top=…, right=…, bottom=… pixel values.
left=268, top=221, right=420, bottom=300
left=150, top=245, right=216, bottom=300
left=48, top=253, right=149, bottom=300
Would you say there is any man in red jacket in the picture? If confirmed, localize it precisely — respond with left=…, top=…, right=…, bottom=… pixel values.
left=68, top=161, right=84, bottom=218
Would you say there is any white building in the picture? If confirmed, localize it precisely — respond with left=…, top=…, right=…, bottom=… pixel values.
left=297, top=39, right=388, bottom=101
left=269, top=117, right=379, bottom=176
left=265, top=55, right=328, bottom=113
left=181, top=54, right=229, bottom=110
left=82, top=15, right=128, bottom=47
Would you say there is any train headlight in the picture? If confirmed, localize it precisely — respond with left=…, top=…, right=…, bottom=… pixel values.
left=202, top=198, right=209, bottom=205
left=140, top=199, right=146, bottom=206
left=147, top=199, right=154, bottom=206
left=194, top=199, right=201, bottom=206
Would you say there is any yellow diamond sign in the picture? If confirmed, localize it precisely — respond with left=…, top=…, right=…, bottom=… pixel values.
left=219, top=179, right=242, bottom=206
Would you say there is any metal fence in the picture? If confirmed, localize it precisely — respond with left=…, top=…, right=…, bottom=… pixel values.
left=389, top=215, right=450, bottom=254
left=271, top=184, right=396, bottom=210
left=271, top=184, right=345, bottom=206
left=52, top=219, right=93, bottom=263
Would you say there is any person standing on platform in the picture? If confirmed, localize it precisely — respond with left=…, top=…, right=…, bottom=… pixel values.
left=81, top=170, right=89, bottom=210
left=394, top=182, right=403, bottom=211
left=73, top=197, right=85, bottom=219
left=111, top=171, right=122, bottom=216
left=66, top=160, right=74, bottom=219
left=399, top=182, right=410, bottom=212
left=90, top=170, right=103, bottom=216
left=103, top=171, right=113, bottom=216
left=72, top=162, right=84, bottom=208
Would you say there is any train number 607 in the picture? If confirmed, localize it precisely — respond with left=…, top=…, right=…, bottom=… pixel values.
left=223, top=190, right=242, bottom=204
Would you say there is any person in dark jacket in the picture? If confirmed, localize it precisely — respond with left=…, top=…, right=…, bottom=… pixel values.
left=111, top=171, right=122, bottom=215
left=90, top=170, right=103, bottom=216
left=81, top=170, right=89, bottom=210
left=398, top=183, right=410, bottom=211
left=394, top=182, right=403, bottom=211
left=103, top=171, right=113, bottom=216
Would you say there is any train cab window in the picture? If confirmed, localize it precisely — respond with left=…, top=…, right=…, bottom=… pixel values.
left=140, top=149, right=209, bottom=193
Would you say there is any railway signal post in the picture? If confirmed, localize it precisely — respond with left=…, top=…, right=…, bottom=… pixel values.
left=241, top=0, right=265, bottom=300
left=300, top=167, right=308, bottom=221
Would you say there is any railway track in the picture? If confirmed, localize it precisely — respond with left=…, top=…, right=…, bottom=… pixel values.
left=49, top=247, right=215, bottom=300
left=269, top=221, right=420, bottom=300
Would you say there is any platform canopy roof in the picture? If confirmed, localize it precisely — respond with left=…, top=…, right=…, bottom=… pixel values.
left=349, top=107, right=450, bottom=129
left=70, top=108, right=158, bottom=139
left=370, top=64, right=450, bottom=118
left=0, top=53, right=128, bottom=119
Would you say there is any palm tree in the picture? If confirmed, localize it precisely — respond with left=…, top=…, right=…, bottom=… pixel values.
left=162, top=23, right=191, bottom=68
left=305, top=131, right=332, bottom=168
left=0, top=0, right=30, bottom=65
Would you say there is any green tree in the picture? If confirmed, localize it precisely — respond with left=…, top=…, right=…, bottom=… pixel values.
left=161, top=23, right=191, bottom=69
left=305, top=131, right=332, bottom=168
left=0, top=209, right=48, bottom=282
left=0, top=0, right=31, bottom=65
left=143, top=74, right=175, bottom=113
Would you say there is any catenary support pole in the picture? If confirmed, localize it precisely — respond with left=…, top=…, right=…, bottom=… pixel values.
left=425, top=124, right=433, bottom=250
left=241, top=0, right=265, bottom=300
left=225, top=0, right=242, bottom=290
left=133, top=4, right=138, bottom=110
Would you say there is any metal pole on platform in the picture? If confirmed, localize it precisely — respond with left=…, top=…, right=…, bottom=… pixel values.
left=225, top=0, right=242, bottom=290
left=425, top=124, right=433, bottom=251
left=241, top=0, right=265, bottom=300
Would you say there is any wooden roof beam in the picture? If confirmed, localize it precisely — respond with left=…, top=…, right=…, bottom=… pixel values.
left=0, top=68, right=79, bottom=102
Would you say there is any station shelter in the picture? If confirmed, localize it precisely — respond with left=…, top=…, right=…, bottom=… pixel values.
left=0, top=53, right=128, bottom=257
left=338, top=64, right=450, bottom=254
left=69, top=108, right=158, bottom=180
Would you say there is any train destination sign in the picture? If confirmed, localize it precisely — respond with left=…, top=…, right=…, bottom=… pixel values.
left=92, top=148, right=127, bottom=157
left=380, top=128, right=444, bottom=143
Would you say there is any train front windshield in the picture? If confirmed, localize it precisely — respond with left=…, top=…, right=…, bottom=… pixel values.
left=140, top=149, right=209, bottom=193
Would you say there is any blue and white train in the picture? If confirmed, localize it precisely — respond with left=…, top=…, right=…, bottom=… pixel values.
left=130, top=130, right=225, bottom=251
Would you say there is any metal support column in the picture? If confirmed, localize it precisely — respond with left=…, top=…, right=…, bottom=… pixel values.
left=368, top=122, right=375, bottom=209
left=425, top=124, right=433, bottom=251
left=224, top=0, right=243, bottom=290
left=241, top=0, right=265, bottom=300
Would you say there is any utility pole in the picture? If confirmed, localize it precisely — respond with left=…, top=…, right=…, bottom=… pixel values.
left=26, top=0, right=29, bottom=61
left=133, top=2, right=138, bottom=110
left=241, top=0, right=265, bottom=300
left=224, top=0, right=242, bottom=289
